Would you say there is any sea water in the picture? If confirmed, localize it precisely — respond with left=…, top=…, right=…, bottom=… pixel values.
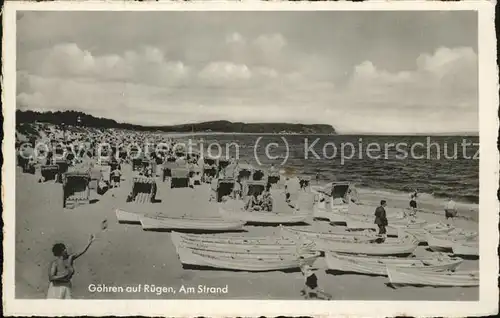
left=188, top=134, right=479, bottom=205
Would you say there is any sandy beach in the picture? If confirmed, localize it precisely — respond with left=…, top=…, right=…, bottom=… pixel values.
left=15, top=163, right=478, bottom=300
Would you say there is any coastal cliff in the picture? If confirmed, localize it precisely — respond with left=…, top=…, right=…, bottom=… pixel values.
left=16, top=110, right=337, bottom=135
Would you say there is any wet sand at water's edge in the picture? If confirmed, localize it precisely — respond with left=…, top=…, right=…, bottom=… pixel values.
left=15, top=165, right=478, bottom=300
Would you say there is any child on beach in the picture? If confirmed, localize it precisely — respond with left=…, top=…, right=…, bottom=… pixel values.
left=47, top=234, right=95, bottom=299
left=444, top=198, right=458, bottom=223
left=245, top=191, right=262, bottom=211
left=299, top=263, right=332, bottom=300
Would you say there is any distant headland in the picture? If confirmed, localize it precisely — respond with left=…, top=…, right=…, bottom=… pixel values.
left=16, top=110, right=337, bottom=135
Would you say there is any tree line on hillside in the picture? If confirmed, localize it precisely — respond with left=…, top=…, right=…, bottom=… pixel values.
left=16, top=110, right=336, bottom=134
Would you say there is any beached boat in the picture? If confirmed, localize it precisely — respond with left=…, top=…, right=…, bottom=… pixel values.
left=170, top=232, right=313, bottom=250
left=172, top=231, right=298, bottom=246
left=427, top=231, right=478, bottom=252
left=325, top=253, right=463, bottom=276
left=219, top=207, right=310, bottom=225
left=448, top=228, right=479, bottom=239
left=115, top=209, right=143, bottom=224
left=178, top=245, right=313, bottom=257
left=313, top=206, right=347, bottom=222
left=397, top=223, right=455, bottom=243
left=452, top=241, right=479, bottom=257
left=426, top=233, right=455, bottom=252
left=314, top=234, right=419, bottom=256
left=343, top=217, right=397, bottom=236
left=178, top=247, right=320, bottom=261
left=139, top=215, right=245, bottom=231
left=390, top=217, right=428, bottom=228
left=313, top=204, right=405, bottom=224
left=175, top=240, right=309, bottom=254
left=176, top=247, right=320, bottom=271
left=345, top=214, right=416, bottom=227
left=386, top=266, right=479, bottom=287
left=280, top=225, right=378, bottom=242
left=281, top=225, right=375, bottom=238
left=170, top=232, right=313, bottom=253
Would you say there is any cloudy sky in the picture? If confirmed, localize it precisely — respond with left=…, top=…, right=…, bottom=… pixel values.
left=17, top=11, right=478, bottom=134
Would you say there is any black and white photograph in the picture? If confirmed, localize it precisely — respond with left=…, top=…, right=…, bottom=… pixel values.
left=2, top=1, right=498, bottom=317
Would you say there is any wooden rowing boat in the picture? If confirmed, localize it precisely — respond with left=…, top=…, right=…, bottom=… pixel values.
left=176, top=247, right=319, bottom=271
left=175, top=240, right=309, bottom=254
left=178, top=245, right=314, bottom=257
left=115, top=209, right=143, bottom=224
left=397, top=223, right=455, bottom=243
left=219, top=206, right=310, bottom=224
left=427, top=231, right=478, bottom=252
left=313, top=203, right=403, bottom=223
left=452, top=241, right=479, bottom=257
left=314, top=234, right=419, bottom=256
left=345, top=214, right=416, bottom=227
left=170, top=232, right=314, bottom=254
left=386, top=266, right=479, bottom=287
left=139, top=215, right=245, bottom=231
left=325, top=252, right=463, bottom=276
left=281, top=225, right=376, bottom=239
left=280, top=225, right=378, bottom=242
left=343, top=217, right=398, bottom=236
left=172, top=231, right=297, bottom=246
left=313, top=206, right=348, bottom=223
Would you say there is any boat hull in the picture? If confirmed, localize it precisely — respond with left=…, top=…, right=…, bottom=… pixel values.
left=397, top=223, right=454, bottom=243
left=281, top=226, right=378, bottom=243
left=170, top=232, right=314, bottom=254
left=140, top=215, right=245, bottom=231
left=325, top=253, right=463, bottom=276
left=386, top=266, right=479, bottom=287
left=314, top=236, right=419, bottom=256
left=219, top=207, right=310, bottom=225
left=313, top=206, right=348, bottom=223
left=177, top=247, right=319, bottom=271
left=452, top=241, right=479, bottom=257
left=115, top=209, right=143, bottom=224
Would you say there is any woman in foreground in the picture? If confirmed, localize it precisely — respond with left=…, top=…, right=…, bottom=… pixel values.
left=47, top=234, right=95, bottom=299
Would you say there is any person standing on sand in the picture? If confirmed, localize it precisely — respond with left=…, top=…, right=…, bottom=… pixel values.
left=233, top=177, right=242, bottom=200
left=299, top=263, right=332, bottom=300
left=111, top=167, right=121, bottom=188
left=374, top=200, right=388, bottom=238
left=408, top=190, right=418, bottom=216
left=47, top=234, right=95, bottom=299
left=261, top=183, right=273, bottom=212
left=444, top=198, right=458, bottom=223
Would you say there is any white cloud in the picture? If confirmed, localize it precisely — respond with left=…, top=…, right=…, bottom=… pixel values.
left=253, top=33, right=287, bottom=54
left=348, top=47, right=477, bottom=108
left=17, top=34, right=478, bottom=133
left=24, top=43, right=190, bottom=87
left=226, top=32, right=246, bottom=45
left=198, top=62, right=253, bottom=83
